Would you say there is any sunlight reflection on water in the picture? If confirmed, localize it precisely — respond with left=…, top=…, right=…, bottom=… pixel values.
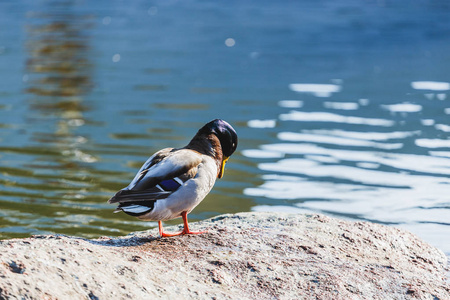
left=244, top=78, right=450, bottom=253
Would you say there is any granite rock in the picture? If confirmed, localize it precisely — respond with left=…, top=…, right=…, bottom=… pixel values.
left=0, top=212, right=448, bottom=299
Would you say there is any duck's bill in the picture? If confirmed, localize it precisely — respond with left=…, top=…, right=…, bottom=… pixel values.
left=218, top=156, right=229, bottom=179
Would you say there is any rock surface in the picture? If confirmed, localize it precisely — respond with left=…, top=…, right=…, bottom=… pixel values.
left=0, top=212, right=449, bottom=299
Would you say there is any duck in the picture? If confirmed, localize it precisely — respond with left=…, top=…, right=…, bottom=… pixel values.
left=108, top=119, right=238, bottom=237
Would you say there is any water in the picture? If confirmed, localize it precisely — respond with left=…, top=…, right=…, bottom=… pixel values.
left=0, top=1, right=449, bottom=255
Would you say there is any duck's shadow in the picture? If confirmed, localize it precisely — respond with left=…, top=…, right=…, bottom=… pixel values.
left=86, top=230, right=214, bottom=247
left=88, top=235, right=161, bottom=247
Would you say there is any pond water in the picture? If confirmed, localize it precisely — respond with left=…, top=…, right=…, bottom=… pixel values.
left=1, top=0, right=449, bottom=255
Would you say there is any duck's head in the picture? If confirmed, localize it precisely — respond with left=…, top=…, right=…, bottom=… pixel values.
left=199, top=119, right=238, bottom=178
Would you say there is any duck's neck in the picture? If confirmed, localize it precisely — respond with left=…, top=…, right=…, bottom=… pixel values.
left=185, top=133, right=223, bottom=165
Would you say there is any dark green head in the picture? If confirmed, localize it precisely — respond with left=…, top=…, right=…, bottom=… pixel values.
left=199, top=119, right=238, bottom=158
left=197, top=119, right=238, bottom=178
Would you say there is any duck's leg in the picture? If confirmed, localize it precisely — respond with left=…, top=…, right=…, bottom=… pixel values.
left=180, top=211, right=206, bottom=235
left=158, top=220, right=182, bottom=237
left=157, top=212, right=206, bottom=237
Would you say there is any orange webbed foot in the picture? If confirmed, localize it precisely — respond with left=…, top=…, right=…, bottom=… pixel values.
left=182, top=229, right=207, bottom=235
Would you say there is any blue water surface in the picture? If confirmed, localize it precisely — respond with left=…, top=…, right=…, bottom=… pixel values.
left=0, top=0, right=449, bottom=255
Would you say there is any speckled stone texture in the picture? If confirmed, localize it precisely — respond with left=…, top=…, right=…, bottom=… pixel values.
left=0, top=212, right=449, bottom=299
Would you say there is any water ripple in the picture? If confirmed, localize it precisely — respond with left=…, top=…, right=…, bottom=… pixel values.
left=280, top=111, right=395, bottom=126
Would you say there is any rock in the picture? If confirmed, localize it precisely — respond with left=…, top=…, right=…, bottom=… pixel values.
left=0, top=212, right=448, bottom=299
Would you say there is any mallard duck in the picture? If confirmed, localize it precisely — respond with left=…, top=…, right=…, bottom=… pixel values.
left=108, top=119, right=238, bottom=237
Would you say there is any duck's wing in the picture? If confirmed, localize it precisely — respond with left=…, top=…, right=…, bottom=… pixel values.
left=108, top=148, right=202, bottom=205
